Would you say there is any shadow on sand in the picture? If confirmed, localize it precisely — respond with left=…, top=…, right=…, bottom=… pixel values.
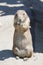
left=0, top=0, right=24, bottom=16
left=0, top=0, right=32, bottom=17
left=0, top=50, right=16, bottom=60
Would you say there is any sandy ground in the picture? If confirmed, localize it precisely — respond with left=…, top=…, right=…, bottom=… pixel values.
left=0, top=0, right=43, bottom=65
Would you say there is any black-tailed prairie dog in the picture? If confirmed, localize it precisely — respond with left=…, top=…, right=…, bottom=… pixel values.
left=13, top=10, right=33, bottom=58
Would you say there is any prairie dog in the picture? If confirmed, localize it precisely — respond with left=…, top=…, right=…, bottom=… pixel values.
left=13, top=10, right=33, bottom=58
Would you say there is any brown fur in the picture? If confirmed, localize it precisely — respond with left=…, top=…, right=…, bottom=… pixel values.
left=12, top=10, right=33, bottom=58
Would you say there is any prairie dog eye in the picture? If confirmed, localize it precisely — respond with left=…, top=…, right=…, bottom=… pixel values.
left=23, top=13, right=25, bottom=15
left=15, top=14, right=18, bottom=18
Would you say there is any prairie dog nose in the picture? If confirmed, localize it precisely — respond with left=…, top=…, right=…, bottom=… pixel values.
left=17, top=19, right=21, bottom=25
left=19, top=19, right=21, bottom=22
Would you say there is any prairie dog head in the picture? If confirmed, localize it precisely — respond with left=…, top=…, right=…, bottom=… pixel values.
left=14, top=10, right=31, bottom=32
